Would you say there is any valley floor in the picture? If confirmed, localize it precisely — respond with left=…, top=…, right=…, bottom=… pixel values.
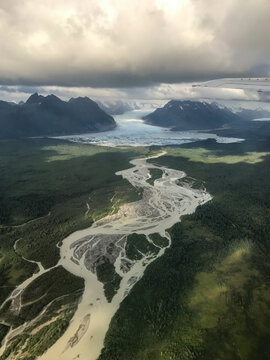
left=0, top=123, right=270, bottom=360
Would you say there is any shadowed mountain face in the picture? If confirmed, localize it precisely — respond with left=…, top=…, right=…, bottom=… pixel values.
left=0, top=93, right=116, bottom=138
left=143, top=100, right=241, bottom=131
left=236, top=108, right=270, bottom=120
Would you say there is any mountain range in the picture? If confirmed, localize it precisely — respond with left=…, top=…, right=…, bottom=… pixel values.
left=0, top=93, right=116, bottom=138
left=236, top=108, right=270, bottom=120
left=143, top=100, right=241, bottom=130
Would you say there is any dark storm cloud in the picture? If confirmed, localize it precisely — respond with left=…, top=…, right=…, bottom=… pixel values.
left=0, top=0, right=269, bottom=87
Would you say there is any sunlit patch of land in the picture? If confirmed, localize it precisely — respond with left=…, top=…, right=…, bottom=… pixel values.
left=189, top=240, right=256, bottom=329
left=165, top=147, right=270, bottom=164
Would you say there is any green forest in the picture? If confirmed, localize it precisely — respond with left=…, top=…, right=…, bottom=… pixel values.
left=0, top=122, right=270, bottom=359
left=0, top=139, right=149, bottom=359
left=99, top=125, right=270, bottom=360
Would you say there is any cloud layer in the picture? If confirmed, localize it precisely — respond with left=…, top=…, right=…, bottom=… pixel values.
left=1, top=0, right=270, bottom=87
left=0, top=82, right=261, bottom=105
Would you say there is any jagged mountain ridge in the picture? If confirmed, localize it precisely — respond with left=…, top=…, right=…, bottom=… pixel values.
left=0, top=93, right=116, bottom=138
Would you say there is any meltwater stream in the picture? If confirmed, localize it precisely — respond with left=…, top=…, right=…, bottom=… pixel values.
left=0, top=150, right=212, bottom=360
left=36, top=152, right=212, bottom=360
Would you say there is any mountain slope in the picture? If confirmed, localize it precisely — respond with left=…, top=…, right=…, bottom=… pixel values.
left=0, top=93, right=116, bottom=138
left=143, top=100, right=241, bottom=130
left=236, top=108, right=270, bottom=120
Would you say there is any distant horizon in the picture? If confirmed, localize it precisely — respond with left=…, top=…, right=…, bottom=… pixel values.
left=1, top=78, right=270, bottom=113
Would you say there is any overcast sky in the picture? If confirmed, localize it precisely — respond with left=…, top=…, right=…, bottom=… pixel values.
left=1, top=0, right=269, bottom=88
left=0, top=0, right=270, bottom=105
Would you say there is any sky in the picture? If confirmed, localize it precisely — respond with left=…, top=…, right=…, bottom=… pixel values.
left=0, top=0, right=270, bottom=102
